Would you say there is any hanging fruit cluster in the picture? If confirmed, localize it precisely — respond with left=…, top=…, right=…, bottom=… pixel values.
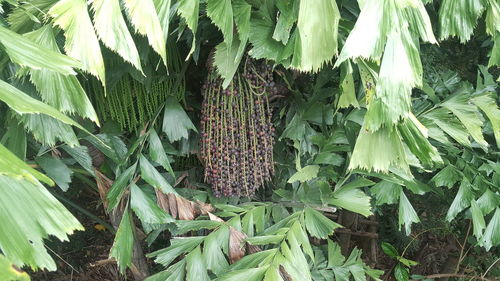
left=89, top=44, right=185, bottom=131
left=200, top=58, right=276, bottom=197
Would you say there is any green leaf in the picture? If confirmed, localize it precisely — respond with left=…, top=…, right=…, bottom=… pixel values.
left=281, top=229, right=312, bottom=281
left=7, top=0, right=56, bottom=33
left=85, top=134, right=127, bottom=164
left=363, top=29, right=422, bottom=130
left=441, top=92, right=488, bottom=148
left=397, top=115, right=442, bottom=167
left=313, top=152, right=344, bottom=166
left=215, top=267, right=268, bottom=281
left=0, top=79, right=89, bottom=135
left=130, top=184, right=174, bottom=226
left=0, top=25, right=80, bottom=75
left=273, top=0, right=298, bottom=44
left=107, top=163, right=137, bottom=211
left=149, top=237, right=205, bottom=267
left=446, top=179, right=475, bottom=221
left=0, top=175, right=83, bottom=270
left=149, top=130, right=174, bottom=177
left=153, top=0, right=172, bottom=41
left=423, top=108, right=471, bottom=147
left=338, top=61, right=359, bottom=108
left=48, top=0, right=105, bottom=84
left=337, top=177, right=376, bottom=191
left=214, top=38, right=243, bottom=89
left=36, top=156, right=73, bottom=192
left=476, top=189, right=499, bottom=215
left=23, top=25, right=98, bottom=123
left=439, top=0, right=486, bottom=43
left=488, top=33, right=500, bottom=67
left=19, top=114, right=79, bottom=147
left=162, top=97, right=197, bottom=142
left=140, top=155, right=176, bottom=194
left=185, top=246, right=210, bottom=281
left=0, top=143, right=52, bottom=185
left=394, top=263, right=409, bottom=281
left=471, top=93, right=500, bottom=147
left=431, top=165, right=461, bottom=188
left=481, top=208, right=500, bottom=250
left=206, top=0, right=233, bottom=48
left=0, top=254, right=30, bottom=281
left=246, top=235, right=285, bottom=245
left=381, top=242, right=398, bottom=258
left=304, top=207, right=341, bottom=239
left=349, top=125, right=408, bottom=173
left=229, top=249, right=277, bottom=270
left=398, top=191, right=420, bottom=235
left=336, top=0, right=435, bottom=66
left=335, top=0, right=388, bottom=64
left=470, top=200, right=486, bottom=239
left=177, top=0, right=199, bottom=59
left=109, top=207, right=134, bottom=273
left=1, top=117, right=27, bottom=159
left=398, top=257, right=418, bottom=267
left=144, top=260, right=186, bottom=281
left=329, top=188, right=373, bottom=217
left=288, top=165, right=320, bottom=183
left=122, top=0, right=167, bottom=65
left=174, top=220, right=222, bottom=235
left=291, top=0, right=339, bottom=72
left=203, top=226, right=229, bottom=275
left=91, top=0, right=143, bottom=72
left=370, top=181, right=402, bottom=205
left=61, top=145, right=94, bottom=175
left=248, top=15, right=287, bottom=62
left=327, top=240, right=345, bottom=267
left=233, top=0, right=252, bottom=54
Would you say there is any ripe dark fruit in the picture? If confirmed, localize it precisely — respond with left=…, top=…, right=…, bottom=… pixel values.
left=200, top=58, right=275, bottom=197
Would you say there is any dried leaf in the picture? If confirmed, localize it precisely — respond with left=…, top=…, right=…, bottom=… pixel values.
left=95, top=169, right=113, bottom=210
left=229, top=227, right=246, bottom=264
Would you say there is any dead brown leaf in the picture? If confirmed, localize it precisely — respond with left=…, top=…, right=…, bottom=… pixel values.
left=229, top=227, right=247, bottom=264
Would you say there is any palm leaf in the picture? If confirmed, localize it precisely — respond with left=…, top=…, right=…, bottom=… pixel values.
left=291, top=0, right=339, bottom=72
left=439, top=0, right=486, bottom=43
left=0, top=174, right=83, bottom=270
left=0, top=79, right=88, bottom=134
left=23, top=26, right=99, bottom=123
left=0, top=25, right=80, bottom=75
left=122, top=0, right=167, bottom=65
left=349, top=125, right=408, bottom=173
left=92, top=0, right=143, bottom=72
left=206, top=0, right=233, bottom=48
left=48, top=0, right=106, bottom=84
left=177, top=0, right=199, bottom=59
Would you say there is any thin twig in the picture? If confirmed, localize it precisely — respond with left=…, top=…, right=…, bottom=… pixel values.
left=45, top=245, right=80, bottom=274
left=481, top=257, right=500, bottom=279
left=456, top=220, right=471, bottom=273
left=412, top=273, right=492, bottom=281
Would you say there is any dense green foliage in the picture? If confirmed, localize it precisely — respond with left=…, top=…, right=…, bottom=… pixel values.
left=0, top=0, right=499, bottom=280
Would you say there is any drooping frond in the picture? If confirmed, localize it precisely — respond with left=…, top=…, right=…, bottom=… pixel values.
left=177, top=0, right=200, bottom=59
left=49, top=0, right=105, bottom=84
left=291, top=0, right=340, bottom=72
left=439, top=0, right=487, bottom=43
left=92, top=0, right=143, bottom=72
left=23, top=26, right=99, bottom=124
left=0, top=25, right=80, bottom=75
left=122, top=0, right=167, bottom=66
